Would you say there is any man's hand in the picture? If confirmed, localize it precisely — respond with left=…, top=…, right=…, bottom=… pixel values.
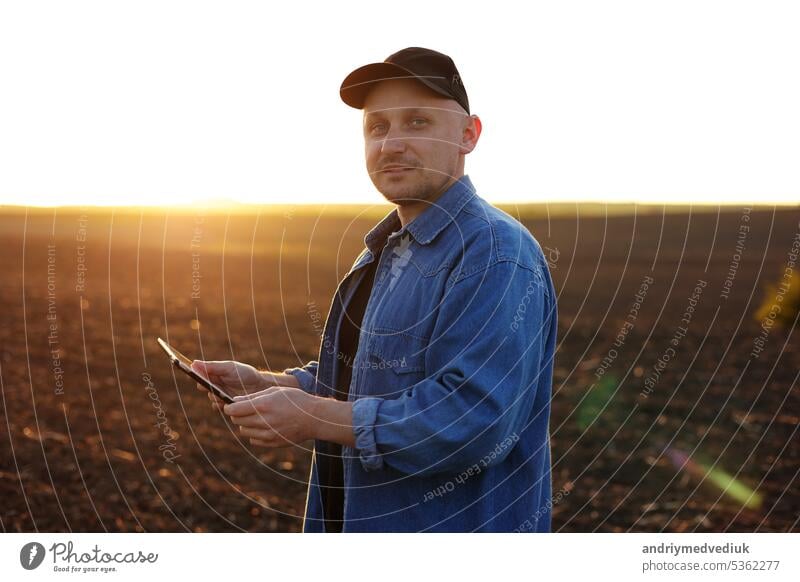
left=223, top=387, right=321, bottom=447
left=190, top=360, right=300, bottom=410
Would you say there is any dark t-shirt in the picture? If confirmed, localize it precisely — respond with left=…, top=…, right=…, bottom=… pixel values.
left=321, top=256, right=379, bottom=532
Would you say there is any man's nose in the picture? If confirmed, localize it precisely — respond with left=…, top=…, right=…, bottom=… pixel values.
left=380, top=130, right=407, bottom=154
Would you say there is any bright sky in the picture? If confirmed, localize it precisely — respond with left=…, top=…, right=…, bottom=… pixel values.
left=0, top=0, right=798, bottom=207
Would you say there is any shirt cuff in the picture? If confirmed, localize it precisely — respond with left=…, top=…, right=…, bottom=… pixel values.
left=351, top=397, right=385, bottom=472
left=283, top=366, right=317, bottom=394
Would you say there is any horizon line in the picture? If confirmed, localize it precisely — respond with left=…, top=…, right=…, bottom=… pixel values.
left=2, top=200, right=798, bottom=210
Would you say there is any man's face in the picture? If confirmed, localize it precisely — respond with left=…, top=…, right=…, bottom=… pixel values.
left=362, top=78, right=470, bottom=205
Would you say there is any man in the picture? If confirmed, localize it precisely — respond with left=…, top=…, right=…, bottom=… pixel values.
left=192, top=47, right=558, bottom=532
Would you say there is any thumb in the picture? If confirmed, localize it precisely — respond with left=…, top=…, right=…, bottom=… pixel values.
left=233, top=385, right=279, bottom=401
left=191, top=360, right=216, bottom=375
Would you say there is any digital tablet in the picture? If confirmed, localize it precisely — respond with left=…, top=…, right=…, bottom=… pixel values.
left=156, top=337, right=235, bottom=404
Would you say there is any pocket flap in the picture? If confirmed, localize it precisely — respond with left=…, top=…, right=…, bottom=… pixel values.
left=367, top=329, right=427, bottom=374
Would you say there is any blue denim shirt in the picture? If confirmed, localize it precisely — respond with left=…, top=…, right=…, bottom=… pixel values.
left=285, top=175, right=557, bottom=532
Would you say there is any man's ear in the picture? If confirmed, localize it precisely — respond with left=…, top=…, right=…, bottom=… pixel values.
left=460, top=114, right=482, bottom=154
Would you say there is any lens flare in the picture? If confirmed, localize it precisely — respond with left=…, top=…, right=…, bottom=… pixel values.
left=577, top=375, right=618, bottom=430
left=665, top=447, right=763, bottom=510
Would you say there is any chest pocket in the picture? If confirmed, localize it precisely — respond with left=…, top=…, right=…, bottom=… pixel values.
left=360, top=328, right=428, bottom=399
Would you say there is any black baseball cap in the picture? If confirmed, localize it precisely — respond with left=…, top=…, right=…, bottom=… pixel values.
left=339, top=47, right=470, bottom=114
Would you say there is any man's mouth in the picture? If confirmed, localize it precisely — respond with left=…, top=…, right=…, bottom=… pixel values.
left=380, top=164, right=415, bottom=174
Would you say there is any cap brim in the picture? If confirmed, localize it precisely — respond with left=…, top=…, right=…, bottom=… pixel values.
left=339, top=62, right=454, bottom=109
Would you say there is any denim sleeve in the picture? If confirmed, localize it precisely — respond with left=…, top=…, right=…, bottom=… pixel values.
left=283, top=360, right=319, bottom=394
left=352, top=259, right=551, bottom=477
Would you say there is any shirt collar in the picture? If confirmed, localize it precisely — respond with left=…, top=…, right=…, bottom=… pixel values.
left=364, top=174, right=477, bottom=254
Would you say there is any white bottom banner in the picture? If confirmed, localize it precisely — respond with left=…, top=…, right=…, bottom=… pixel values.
left=0, top=533, right=797, bottom=581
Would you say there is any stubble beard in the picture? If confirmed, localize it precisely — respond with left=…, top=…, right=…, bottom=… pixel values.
left=374, top=169, right=452, bottom=206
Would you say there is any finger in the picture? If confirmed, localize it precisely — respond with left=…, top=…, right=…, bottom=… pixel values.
left=249, top=438, right=272, bottom=447
left=193, top=361, right=223, bottom=391
left=232, top=385, right=278, bottom=402
left=207, top=392, right=225, bottom=407
left=249, top=434, right=292, bottom=448
left=191, top=360, right=232, bottom=377
left=229, top=413, right=272, bottom=427
left=196, top=380, right=221, bottom=392
left=190, top=360, right=209, bottom=374
left=239, top=426, right=275, bottom=439
left=223, top=398, right=263, bottom=417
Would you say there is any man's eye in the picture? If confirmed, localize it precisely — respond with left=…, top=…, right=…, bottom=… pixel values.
left=369, top=123, right=387, bottom=134
left=410, top=118, right=428, bottom=127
